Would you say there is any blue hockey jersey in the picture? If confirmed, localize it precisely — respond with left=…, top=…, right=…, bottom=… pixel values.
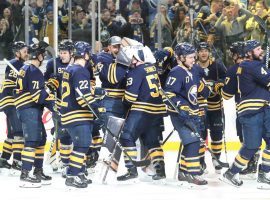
left=124, top=63, right=166, bottom=114
left=97, top=52, right=128, bottom=99
left=44, top=57, right=69, bottom=109
left=221, top=63, right=240, bottom=103
left=60, top=64, right=95, bottom=127
left=236, top=60, right=270, bottom=117
left=200, top=60, right=226, bottom=111
left=14, top=64, right=53, bottom=110
left=164, top=65, right=205, bottom=116
left=0, top=59, right=24, bottom=111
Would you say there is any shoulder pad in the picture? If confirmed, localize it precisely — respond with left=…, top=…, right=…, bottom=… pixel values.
left=97, top=52, right=113, bottom=64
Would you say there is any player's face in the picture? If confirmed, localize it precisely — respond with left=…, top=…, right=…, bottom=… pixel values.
left=198, top=49, right=210, bottom=63
left=18, top=47, right=28, bottom=61
left=59, top=50, right=71, bottom=63
left=184, top=53, right=196, bottom=68
left=252, top=46, right=264, bottom=60
left=108, top=44, right=120, bottom=57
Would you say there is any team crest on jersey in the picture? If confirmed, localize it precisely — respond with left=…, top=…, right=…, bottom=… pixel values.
left=204, top=68, right=209, bottom=76
left=188, top=85, right=198, bottom=105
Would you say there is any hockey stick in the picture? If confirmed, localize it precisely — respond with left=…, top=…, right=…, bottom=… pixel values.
left=162, top=128, right=175, bottom=145
left=173, top=142, right=183, bottom=180
left=75, top=87, right=150, bottom=167
left=158, top=83, right=229, bottom=168
left=3, top=58, right=19, bottom=74
left=252, top=15, right=270, bottom=69
left=44, top=45, right=60, bottom=168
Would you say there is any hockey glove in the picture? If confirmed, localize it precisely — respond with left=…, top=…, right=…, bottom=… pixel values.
left=47, top=78, right=60, bottom=92
left=214, top=81, right=224, bottom=94
left=94, top=87, right=107, bottom=100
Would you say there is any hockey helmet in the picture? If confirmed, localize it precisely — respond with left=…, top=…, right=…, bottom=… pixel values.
left=108, top=36, right=121, bottom=46
left=59, top=39, right=74, bottom=52
left=12, top=41, right=27, bottom=53
left=73, top=41, right=91, bottom=58
left=197, top=42, right=210, bottom=51
left=154, top=47, right=173, bottom=74
left=244, top=40, right=261, bottom=54
left=100, top=30, right=110, bottom=43
left=229, top=41, right=245, bottom=57
left=28, top=41, right=49, bottom=59
left=174, top=42, right=196, bottom=57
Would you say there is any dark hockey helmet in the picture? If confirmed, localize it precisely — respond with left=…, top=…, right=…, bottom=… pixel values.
left=12, top=41, right=27, bottom=53
left=28, top=41, right=49, bottom=59
left=73, top=41, right=91, bottom=58
left=58, top=39, right=74, bottom=52
left=229, top=41, right=245, bottom=57
left=174, top=42, right=195, bottom=57
left=197, top=42, right=210, bottom=51
left=100, top=30, right=110, bottom=43
left=244, top=40, right=261, bottom=54
left=154, top=47, right=174, bottom=74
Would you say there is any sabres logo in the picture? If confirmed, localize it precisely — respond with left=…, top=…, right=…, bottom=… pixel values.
left=188, top=85, right=198, bottom=105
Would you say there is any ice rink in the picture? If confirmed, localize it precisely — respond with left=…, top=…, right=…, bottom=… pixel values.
left=0, top=97, right=269, bottom=200
left=0, top=150, right=270, bottom=200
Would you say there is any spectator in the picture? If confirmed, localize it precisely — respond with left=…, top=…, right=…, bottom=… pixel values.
left=10, top=0, right=24, bottom=41
left=245, top=1, right=268, bottom=44
left=172, top=6, right=186, bottom=37
left=122, top=8, right=149, bottom=45
left=215, top=0, right=253, bottom=65
left=176, top=16, right=199, bottom=45
left=100, top=9, right=120, bottom=38
left=72, top=7, right=91, bottom=30
left=149, top=3, right=173, bottom=51
left=0, top=18, right=13, bottom=59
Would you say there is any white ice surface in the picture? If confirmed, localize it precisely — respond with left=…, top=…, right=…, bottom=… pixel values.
left=1, top=150, right=269, bottom=200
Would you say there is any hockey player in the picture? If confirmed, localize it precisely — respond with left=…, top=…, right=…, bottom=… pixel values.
left=0, top=41, right=28, bottom=171
left=97, top=36, right=127, bottom=119
left=96, top=36, right=128, bottom=172
left=44, top=39, right=74, bottom=174
left=60, top=41, right=97, bottom=188
left=14, top=40, right=58, bottom=188
left=222, top=40, right=270, bottom=189
left=117, top=45, right=167, bottom=181
left=220, top=41, right=260, bottom=179
left=136, top=47, right=175, bottom=175
left=196, top=42, right=226, bottom=174
left=164, top=42, right=208, bottom=186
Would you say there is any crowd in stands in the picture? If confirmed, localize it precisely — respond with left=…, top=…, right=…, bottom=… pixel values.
left=0, top=0, right=269, bottom=65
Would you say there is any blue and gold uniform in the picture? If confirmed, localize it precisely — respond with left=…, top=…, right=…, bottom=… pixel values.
left=16, top=41, right=56, bottom=187
left=221, top=63, right=242, bottom=141
left=45, top=55, right=73, bottom=167
left=60, top=42, right=96, bottom=187
left=98, top=52, right=127, bottom=101
left=223, top=40, right=270, bottom=188
left=0, top=58, right=24, bottom=166
left=165, top=64, right=203, bottom=176
left=60, top=65, right=95, bottom=127
left=15, top=63, right=54, bottom=174
left=118, top=59, right=167, bottom=181
left=163, top=43, right=208, bottom=185
left=199, top=59, right=226, bottom=166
